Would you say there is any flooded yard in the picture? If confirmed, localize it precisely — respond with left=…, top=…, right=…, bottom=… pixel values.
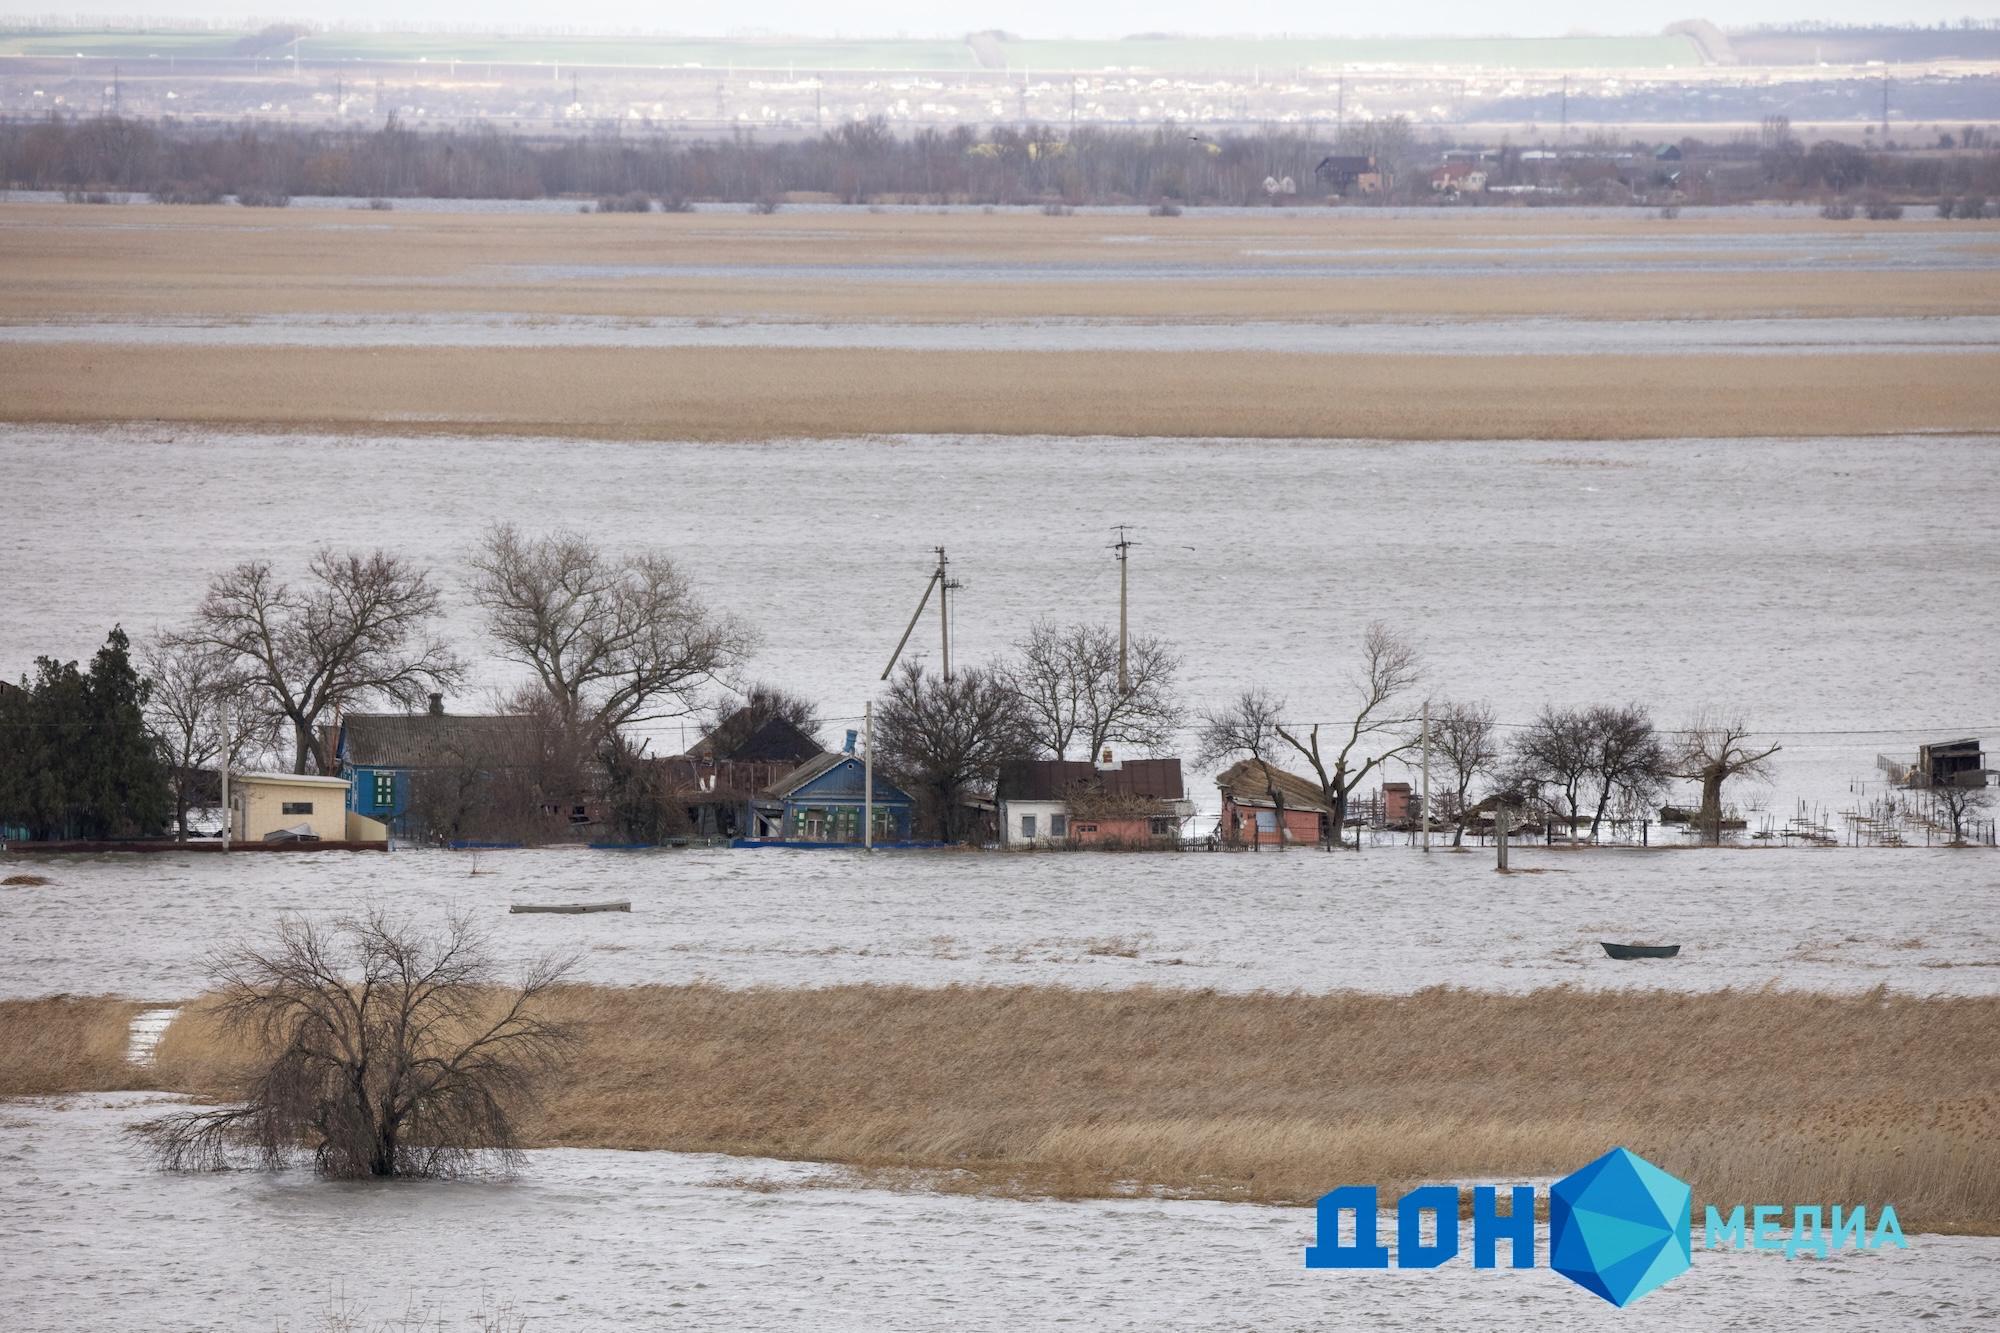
left=4, top=843, right=1996, bottom=1000
left=2, top=1095, right=1993, bottom=1332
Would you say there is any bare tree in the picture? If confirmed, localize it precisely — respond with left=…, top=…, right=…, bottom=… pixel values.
left=1931, top=781, right=1994, bottom=846
left=1582, top=704, right=1670, bottom=839
left=467, top=525, right=756, bottom=749
left=136, top=912, right=576, bottom=1179
left=1511, top=706, right=1596, bottom=839
left=876, top=660, right=1034, bottom=842
left=1274, top=622, right=1424, bottom=849
left=141, top=632, right=279, bottom=839
left=189, top=550, right=463, bottom=774
left=1195, top=686, right=1295, bottom=845
left=1430, top=698, right=1499, bottom=848
left=1007, top=620, right=1185, bottom=760
left=698, top=681, right=823, bottom=757
left=1675, top=710, right=1782, bottom=846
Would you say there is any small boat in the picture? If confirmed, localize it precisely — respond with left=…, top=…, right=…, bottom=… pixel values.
left=510, top=900, right=631, bottom=915
left=1601, top=941, right=1680, bottom=960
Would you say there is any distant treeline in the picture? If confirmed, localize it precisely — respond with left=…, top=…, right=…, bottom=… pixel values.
left=4, top=114, right=2000, bottom=206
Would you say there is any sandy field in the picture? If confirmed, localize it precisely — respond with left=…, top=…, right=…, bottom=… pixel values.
left=3, top=202, right=1999, bottom=440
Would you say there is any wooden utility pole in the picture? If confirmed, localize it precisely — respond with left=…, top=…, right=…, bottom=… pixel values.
left=863, top=699, right=874, bottom=851
left=1496, top=806, right=1509, bottom=872
left=1420, top=699, right=1431, bottom=854
left=1110, top=526, right=1136, bottom=694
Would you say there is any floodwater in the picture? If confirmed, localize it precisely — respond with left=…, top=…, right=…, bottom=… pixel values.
left=4, top=843, right=1997, bottom=1000
left=7, top=313, right=2000, bottom=354
left=2, top=428, right=1995, bottom=818
left=2, top=1096, right=1993, bottom=1332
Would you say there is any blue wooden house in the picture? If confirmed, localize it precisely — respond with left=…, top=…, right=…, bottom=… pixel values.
left=326, top=694, right=541, bottom=839
left=750, top=750, right=915, bottom=845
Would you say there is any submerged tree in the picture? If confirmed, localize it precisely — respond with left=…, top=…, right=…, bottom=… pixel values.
left=141, top=632, right=277, bottom=839
left=136, top=912, right=576, bottom=1179
left=1510, top=705, right=1597, bottom=837
left=875, top=660, right=1033, bottom=841
left=1007, top=620, right=1185, bottom=761
left=1674, top=710, right=1782, bottom=846
left=1274, top=623, right=1425, bottom=848
left=1581, top=703, right=1670, bottom=839
left=1930, top=780, right=1994, bottom=846
left=1429, top=698, right=1500, bottom=848
left=189, top=549, right=463, bottom=774
left=467, top=525, right=755, bottom=750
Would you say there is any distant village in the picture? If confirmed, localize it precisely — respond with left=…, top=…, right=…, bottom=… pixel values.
left=0, top=531, right=1994, bottom=856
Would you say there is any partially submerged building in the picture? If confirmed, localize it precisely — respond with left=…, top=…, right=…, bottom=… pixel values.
left=327, top=694, right=546, bottom=838
left=1215, top=758, right=1333, bottom=847
left=228, top=772, right=386, bottom=845
left=751, top=750, right=915, bottom=844
left=996, top=752, right=1192, bottom=847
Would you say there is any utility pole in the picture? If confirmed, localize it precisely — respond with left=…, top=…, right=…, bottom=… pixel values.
left=863, top=699, right=874, bottom=851
left=1420, top=699, right=1431, bottom=854
left=1335, top=75, right=1345, bottom=142
left=218, top=701, right=231, bottom=852
left=1559, top=75, right=1568, bottom=155
left=1881, top=72, right=1890, bottom=140
left=881, top=547, right=960, bottom=682
left=1110, top=525, right=1136, bottom=694
left=1496, top=806, right=1509, bottom=872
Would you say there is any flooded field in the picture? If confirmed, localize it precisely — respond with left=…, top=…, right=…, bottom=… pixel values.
left=4, top=428, right=1995, bottom=816
left=3, top=1095, right=1993, bottom=1332
left=3, top=843, right=1998, bottom=1000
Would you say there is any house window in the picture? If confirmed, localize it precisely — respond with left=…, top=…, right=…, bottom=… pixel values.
left=1050, top=814, right=1068, bottom=838
left=371, top=773, right=395, bottom=807
left=1076, top=822, right=1098, bottom=834
left=1150, top=817, right=1173, bottom=836
left=281, top=801, right=314, bottom=816
left=1020, top=814, right=1038, bottom=839
left=1256, top=810, right=1278, bottom=833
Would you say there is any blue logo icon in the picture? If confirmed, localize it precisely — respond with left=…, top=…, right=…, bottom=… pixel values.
left=1548, top=1147, right=1693, bottom=1307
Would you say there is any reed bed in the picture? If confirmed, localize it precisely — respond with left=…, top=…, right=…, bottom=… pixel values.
left=7, top=345, right=1996, bottom=441
left=135, top=983, right=2000, bottom=1232
left=0, top=996, right=152, bottom=1096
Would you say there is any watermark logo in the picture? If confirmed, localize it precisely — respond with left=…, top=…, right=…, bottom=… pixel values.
left=1548, top=1147, right=1692, bottom=1307
left=1304, top=1145, right=1906, bottom=1308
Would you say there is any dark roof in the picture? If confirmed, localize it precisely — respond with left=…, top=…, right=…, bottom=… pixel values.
left=687, top=712, right=823, bottom=765
left=337, top=712, right=534, bottom=768
left=1215, top=758, right=1333, bottom=813
left=996, top=757, right=1185, bottom=803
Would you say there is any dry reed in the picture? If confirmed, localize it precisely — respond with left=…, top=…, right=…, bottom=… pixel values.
left=6, top=345, right=1996, bottom=442
left=0, top=996, right=152, bottom=1096
left=125, top=982, right=2000, bottom=1233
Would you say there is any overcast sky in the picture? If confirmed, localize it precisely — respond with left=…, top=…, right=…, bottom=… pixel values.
left=17, top=3, right=1972, bottom=35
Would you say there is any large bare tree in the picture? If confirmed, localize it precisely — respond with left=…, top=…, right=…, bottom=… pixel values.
left=1582, top=703, right=1669, bottom=839
left=1429, top=698, right=1499, bottom=848
left=1510, top=705, right=1597, bottom=838
left=467, top=525, right=755, bottom=749
left=136, top=911, right=576, bottom=1179
left=876, top=660, right=1034, bottom=842
left=189, top=550, right=463, bottom=774
left=1674, top=709, right=1782, bottom=845
left=1274, top=622, right=1424, bottom=848
left=141, top=632, right=279, bottom=838
left=1007, top=620, right=1185, bottom=761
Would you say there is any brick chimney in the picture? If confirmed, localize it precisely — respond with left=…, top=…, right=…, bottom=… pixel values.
left=427, top=692, right=444, bottom=717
